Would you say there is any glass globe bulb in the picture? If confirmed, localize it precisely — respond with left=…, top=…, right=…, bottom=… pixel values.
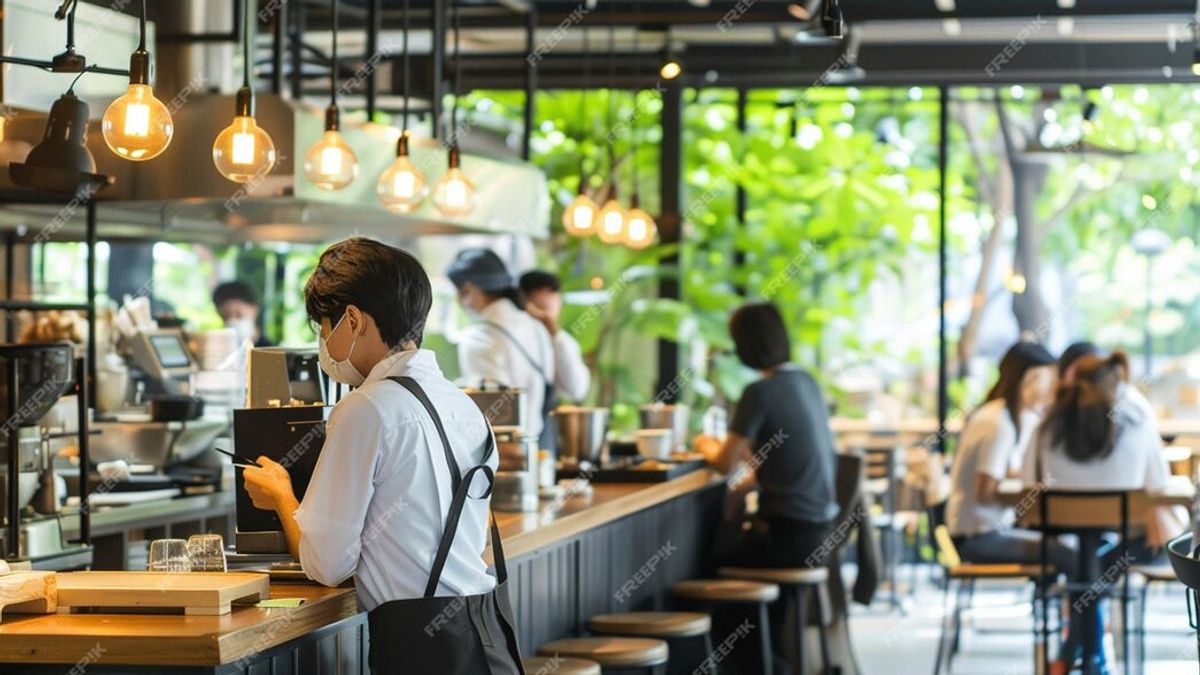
left=597, top=198, right=628, bottom=244
left=212, top=115, right=277, bottom=183
left=102, top=83, right=174, bottom=161
left=433, top=148, right=477, bottom=217
left=304, top=129, right=359, bottom=190
left=562, top=193, right=599, bottom=236
left=623, top=207, right=657, bottom=249
left=377, top=153, right=429, bottom=213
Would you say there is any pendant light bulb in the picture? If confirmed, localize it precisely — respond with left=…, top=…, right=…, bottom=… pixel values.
left=102, top=50, right=173, bottom=161
left=304, top=105, right=358, bottom=190
left=377, top=133, right=428, bottom=213
left=563, top=192, right=599, bottom=236
left=622, top=197, right=657, bottom=249
left=212, top=87, right=277, bottom=183
left=433, top=146, right=476, bottom=217
left=597, top=191, right=628, bottom=244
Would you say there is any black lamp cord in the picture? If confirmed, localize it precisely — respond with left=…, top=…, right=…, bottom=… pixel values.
left=401, top=0, right=410, bottom=135
left=631, top=4, right=641, bottom=204
left=606, top=2, right=616, bottom=197
left=577, top=26, right=590, bottom=188
left=452, top=0, right=461, bottom=145
left=330, top=0, right=339, bottom=108
left=241, top=0, right=250, bottom=88
left=138, top=0, right=147, bottom=51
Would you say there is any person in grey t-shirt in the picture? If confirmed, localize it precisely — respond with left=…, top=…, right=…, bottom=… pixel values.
left=698, top=302, right=837, bottom=569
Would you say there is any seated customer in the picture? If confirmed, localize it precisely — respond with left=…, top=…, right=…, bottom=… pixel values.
left=699, top=302, right=838, bottom=569
left=947, top=341, right=1075, bottom=572
left=1022, top=351, right=1177, bottom=675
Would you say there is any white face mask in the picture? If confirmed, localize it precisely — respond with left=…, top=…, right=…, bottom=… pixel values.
left=319, top=313, right=365, bottom=386
left=227, top=318, right=255, bottom=346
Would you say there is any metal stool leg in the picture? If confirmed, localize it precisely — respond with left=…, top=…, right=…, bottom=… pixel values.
left=933, top=579, right=953, bottom=675
left=815, top=584, right=832, bottom=675
left=758, top=601, right=775, bottom=675
left=793, top=585, right=807, bottom=675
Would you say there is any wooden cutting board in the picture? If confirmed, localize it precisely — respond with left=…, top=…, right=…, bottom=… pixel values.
left=56, top=572, right=269, bottom=616
left=0, top=571, right=57, bottom=621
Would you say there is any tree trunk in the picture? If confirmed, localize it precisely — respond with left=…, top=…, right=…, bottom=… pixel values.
left=1011, top=159, right=1051, bottom=335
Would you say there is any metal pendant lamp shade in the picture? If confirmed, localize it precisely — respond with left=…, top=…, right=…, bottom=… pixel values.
left=11, top=92, right=112, bottom=195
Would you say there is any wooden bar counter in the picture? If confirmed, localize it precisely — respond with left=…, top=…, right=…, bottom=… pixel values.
left=0, top=469, right=726, bottom=673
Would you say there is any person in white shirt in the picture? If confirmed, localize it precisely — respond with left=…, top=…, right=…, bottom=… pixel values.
left=1022, top=350, right=1179, bottom=675
left=447, top=248, right=559, bottom=450
left=518, top=270, right=591, bottom=402
left=240, top=237, right=497, bottom=609
left=946, top=342, right=1075, bottom=572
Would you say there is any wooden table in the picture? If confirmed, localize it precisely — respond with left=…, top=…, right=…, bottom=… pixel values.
left=0, top=581, right=360, bottom=671
left=996, top=475, right=1196, bottom=508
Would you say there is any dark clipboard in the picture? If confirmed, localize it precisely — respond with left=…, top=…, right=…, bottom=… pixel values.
left=233, top=405, right=328, bottom=533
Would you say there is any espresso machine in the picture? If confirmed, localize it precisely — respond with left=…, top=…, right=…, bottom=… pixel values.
left=233, top=348, right=328, bottom=554
left=463, top=385, right=538, bottom=511
left=0, top=343, right=93, bottom=569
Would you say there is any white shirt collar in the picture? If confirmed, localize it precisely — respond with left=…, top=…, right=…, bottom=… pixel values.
left=359, top=348, right=442, bottom=388
left=480, top=297, right=521, bottom=323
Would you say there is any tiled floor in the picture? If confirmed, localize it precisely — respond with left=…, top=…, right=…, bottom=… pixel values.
left=850, top=568, right=1198, bottom=675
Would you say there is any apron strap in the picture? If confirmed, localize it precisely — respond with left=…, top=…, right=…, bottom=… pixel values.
left=483, top=321, right=551, bottom=386
left=387, top=376, right=508, bottom=597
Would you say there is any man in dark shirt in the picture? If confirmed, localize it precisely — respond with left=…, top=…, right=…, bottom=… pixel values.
left=700, top=302, right=838, bottom=568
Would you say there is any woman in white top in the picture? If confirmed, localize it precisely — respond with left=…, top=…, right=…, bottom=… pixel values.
left=1022, top=350, right=1178, bottom=675
left=946, top=342, right=1075, bottom=573
left=447, top=248, right=560, bottom=450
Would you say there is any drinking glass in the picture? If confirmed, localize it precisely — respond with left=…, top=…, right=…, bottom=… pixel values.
left=147, top=539, right=191, bottom=572
left=187, top=534, right=228, bottom=572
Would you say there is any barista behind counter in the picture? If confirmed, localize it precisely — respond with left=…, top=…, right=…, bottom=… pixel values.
left=213, top=281, right=274, bottom=348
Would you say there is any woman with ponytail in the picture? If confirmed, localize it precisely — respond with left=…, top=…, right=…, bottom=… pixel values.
left=1023, top=350, right=1179, bottom=675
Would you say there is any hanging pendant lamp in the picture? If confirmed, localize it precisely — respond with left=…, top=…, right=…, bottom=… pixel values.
left=303, top=0, right=358, bottom=190
left=102, top=0, right=173, bottom=161
left=563, top=27, right=598, bottom=236
left=213, top=0, right=276, bottom=183
left=433, top=0, right=477, bottom=217
left=377, top=0, right=428, bottom=213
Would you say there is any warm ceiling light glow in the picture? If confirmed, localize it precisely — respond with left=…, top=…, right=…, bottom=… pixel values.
left=787, top=3, right=810, bottom=20
left=659, top=59, right=683, bottom=80
left=102, top=76, right=173, bottom=160
left=622, top=205, right=657, bottom=249
left=563, top=193, right=600, bottom=236
left=433, top=146, right=476, bottom=217
left=377, top=134, right=428, bottom=213
left=304, top=125, right=358, bottom=191
left=597, top=197, right=628, bottom=244
left=213, top=89, right=276, bottom=183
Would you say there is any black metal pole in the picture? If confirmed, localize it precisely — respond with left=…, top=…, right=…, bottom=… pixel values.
left=79, top=198, right=95, bottom=545
left=271, top=0, right=286, bottom=95
left=656, top=79, right=683, bottom=400
left=289, top=0, right=305, bottom=100
left=521, top=4, right=537, bottom=161
left=4, top=232, right=14, bottom=342
left=936, top=86, right=949, bottom=453
left=431, top=0, right=447, bottom=140
left=365, top=0, right=381, bottom=120
left=6, top=362, right=18, bottom=559
left=734, top=87, right=747, bottom=294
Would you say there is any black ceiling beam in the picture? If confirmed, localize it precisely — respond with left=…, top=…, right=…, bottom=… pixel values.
left=411, top=40, right=1199, bottom=89
left=841, top=0, right=1193, bottom=21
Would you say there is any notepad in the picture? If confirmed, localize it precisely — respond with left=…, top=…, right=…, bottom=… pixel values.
left=255, top=598, right=305, bottom=608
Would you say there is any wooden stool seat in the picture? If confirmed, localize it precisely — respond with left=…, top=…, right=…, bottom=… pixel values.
left=719, top=565, right=829, bottom=585
left=1132, top=564, right=1176, bottom=582
left=673, top=578, right=780, bottom=603
left=538, top=637, right=669, bottom=668
left=522, top=656, right=602, bottom=674
left=949, top=563, right=1052, bottom=579
left=590, top=611, right=711, bottom=638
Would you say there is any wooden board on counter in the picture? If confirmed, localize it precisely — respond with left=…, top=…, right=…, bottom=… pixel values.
left=0, top=582, right=358, bottom=666
left=56, top=571, right=270, bottom=616
left=0, top=572, right=56, bottom=621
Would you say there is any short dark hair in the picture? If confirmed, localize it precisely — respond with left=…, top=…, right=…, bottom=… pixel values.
left=729, top=302, right=791, bottom=370
left=519, top=270, right=561, bottom=295
left=303, top=237, right=432, bottom=348
left=212, top=281, right=259, bottom=307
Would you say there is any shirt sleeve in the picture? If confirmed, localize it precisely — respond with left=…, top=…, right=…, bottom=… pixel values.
left=730, top=383, right=765, bottom=440
left=552, top=330, right=591, bottom=402
left=293, top=396, right=383, bottom=587
left=976, top=409, right=1016, bottom=481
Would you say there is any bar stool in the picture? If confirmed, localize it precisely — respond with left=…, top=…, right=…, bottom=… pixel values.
left=589, top=611, right=711, bottom=675
left=673, top=579, right=780, bottom=675
left=537, top=636, right=668, bottom=674
left=523, top=656, right=602, bottom=675
left=719, top=566, right=833, bottom=675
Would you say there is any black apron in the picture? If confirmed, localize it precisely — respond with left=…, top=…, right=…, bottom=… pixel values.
left=483, top=321, right=558, bottom=453
left=367, top=376, right=525, bottom=675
